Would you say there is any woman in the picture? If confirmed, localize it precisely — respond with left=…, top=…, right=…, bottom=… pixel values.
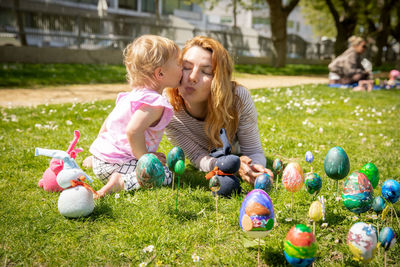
left=165, top=36, right=269, bottom=185
left=328, top=36, right=372, bottom=85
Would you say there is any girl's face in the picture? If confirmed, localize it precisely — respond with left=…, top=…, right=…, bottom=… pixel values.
left=161, top=54, right=182, bottom=89
left=179, top=46, right=213, bottom=106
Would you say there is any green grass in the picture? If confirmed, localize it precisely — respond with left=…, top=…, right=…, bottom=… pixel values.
left=0, top=63, right=127, bottom=88
left=1, top=84, right=400, bottom=266
left=235, top=64, right=329, bottom=76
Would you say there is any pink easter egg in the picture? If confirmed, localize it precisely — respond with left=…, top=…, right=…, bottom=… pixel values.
left=282, top=162, right=304, bottom=192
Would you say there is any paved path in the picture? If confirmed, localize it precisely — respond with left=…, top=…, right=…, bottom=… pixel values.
left=0, top=74, right=327, bottom=107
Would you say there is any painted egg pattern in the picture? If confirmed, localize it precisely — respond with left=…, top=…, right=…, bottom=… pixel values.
left=342, top=172, right=374, bottom=214
left=360, top=163, right=379, bottom=189
left=254, top=173, right=273, bottom=193
left=273, top=158, right=283, bottom=174
left=347, top=222, right=377, bottom=263
left=378, top=227, right=396, bottom=251
left=166, top=147, right=185, bottom=170
left=308, top=201, right=323, bottom=222
left=282, top=162, right=304, bottom=193
left=305, top=172, right=322, bottom=195
left=372, top=196, right=386, bottom=214
left=381, top=179, right=400, bottom=204
left=284, top=224, right=317, bottom=267
left=239, top=189, right=274, bottom=239
left=305, top=151, right=314, bottom=163
left=209, top=176, right=221, bottom=192
left=136, top=154, right=165, bottom=188
left=324, top=146, right=350, bottom=180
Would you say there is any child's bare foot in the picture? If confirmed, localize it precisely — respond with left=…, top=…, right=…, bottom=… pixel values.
left=93, top=173, right=124, bottom=199
left=82, top=155, right=93, bottom=169
left=93, top=190, right=105, bottom=199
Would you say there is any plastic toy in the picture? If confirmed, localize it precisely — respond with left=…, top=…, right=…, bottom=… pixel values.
left=38, top=130, right=83, bottom=192
left=35, top=148, right=95, bottom=218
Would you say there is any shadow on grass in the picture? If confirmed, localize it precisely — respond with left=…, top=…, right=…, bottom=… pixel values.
left=86, top=200, right=114, bottom=220
left=263, top=244, right=287, bottom=266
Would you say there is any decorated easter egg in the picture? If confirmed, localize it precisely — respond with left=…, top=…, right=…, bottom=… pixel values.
left=378, top=227, right=396, bottom=251
left=174, top=159, right=185, bottom=175
left=239, top=189, right=274, bottom=238
left=305, top=173, right=322, bottom=195
left=342, top=172, right=374, bottom=214
left=284, top=224, right=317, bottom=267
left=209, top=176, right=221, bottom=192
left=166, top=147, right=185, bottom=171
left=136, top=154, right=165, bottom=188
left=360, top=163, right=379, bottom=189
left=58, top=186, right=94, bottom=218
left=305, top=151, right=314, bottom=163
left=372, top=196, right=386, bottom=214
left=282, top=162, right=304, bottom=193
left=324, top=146, right=350, bottom=180
left=254, top=173, right=273, bottom=193
left=347, top=222, right=377, bottom=263
left=309, top=201, right=323, bottom=222
left=382, top=179, right=400, bottom=204
left=273, top=158, right=283, bottom=174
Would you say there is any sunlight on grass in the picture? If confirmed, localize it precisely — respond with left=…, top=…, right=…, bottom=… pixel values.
left=0, top=85, right=399, bottom=265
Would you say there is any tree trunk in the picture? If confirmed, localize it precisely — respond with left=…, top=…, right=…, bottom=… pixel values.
left=372, top=0, right=394, bottom=66
left=266, top=0, right=299, bottom=67
left=325, top=0, right=358, bottom=56
left=12, top=0, right=27, bottom=46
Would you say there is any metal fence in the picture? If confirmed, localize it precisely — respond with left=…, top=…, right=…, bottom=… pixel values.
left=0, top=0, right=335, bottom=61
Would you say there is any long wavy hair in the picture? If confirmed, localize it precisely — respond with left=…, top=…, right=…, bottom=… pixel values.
left=166, top=36, right=239, bottom=148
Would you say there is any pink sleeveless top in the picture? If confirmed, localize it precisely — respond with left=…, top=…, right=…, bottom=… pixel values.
left=90, top=88, right=173, bottom=164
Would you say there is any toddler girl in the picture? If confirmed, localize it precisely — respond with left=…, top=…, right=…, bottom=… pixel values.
left=89, top=35, right=182, bottom=198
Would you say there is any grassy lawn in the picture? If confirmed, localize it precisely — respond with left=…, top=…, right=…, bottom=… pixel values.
left=1, top=82, right=399, bottom=266
left=0, top=63, right=332, bottom=88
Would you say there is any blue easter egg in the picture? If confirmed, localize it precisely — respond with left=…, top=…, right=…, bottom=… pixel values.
left=372, top=196, right=386, bottom=214
left=254, top=173, right=273, bottom=193
left=378, top=227, right=396, bottom=251
left=305, top=151, right=314, bottom=163
left=382, top=179, right=400, bottom=204
left=273, top=158, right=283, bottom=173
left=239, top=189, right=274, bottom=238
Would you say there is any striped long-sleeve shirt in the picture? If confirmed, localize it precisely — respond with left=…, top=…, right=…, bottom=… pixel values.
left=165, top=85, right=266, bottom=172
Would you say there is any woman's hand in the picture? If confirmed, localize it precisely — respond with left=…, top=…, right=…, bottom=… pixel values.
left=151, top=152, right=167, bottom=166
left=238, top=156, right=273, bottom=185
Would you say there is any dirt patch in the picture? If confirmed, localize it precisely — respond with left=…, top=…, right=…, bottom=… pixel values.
left=0, top=74, right=327, bottom=107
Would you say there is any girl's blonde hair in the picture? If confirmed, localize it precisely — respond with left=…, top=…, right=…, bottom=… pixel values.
left=123, top=35, right=180, bottom=87
left=166, top=36, right=240, bottom=148
left=349, top=36, right=365, bottom=47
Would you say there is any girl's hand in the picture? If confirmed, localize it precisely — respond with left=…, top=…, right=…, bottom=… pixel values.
left=238, top=156, right=273, bottom=185
left=151, top=152, right=166, bottom=166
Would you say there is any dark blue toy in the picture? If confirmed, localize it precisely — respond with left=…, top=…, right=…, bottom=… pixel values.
left=206, top=128, right=241, bottom=197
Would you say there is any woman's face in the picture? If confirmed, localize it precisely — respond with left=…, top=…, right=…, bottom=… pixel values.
left=354, top=41, right=367, bottom=54
left=179, top=46, right=213, bottom=106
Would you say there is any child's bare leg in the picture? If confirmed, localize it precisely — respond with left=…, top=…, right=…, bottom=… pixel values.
left=95, top=172, right=124, bottom=199
left=82, top=155, right=93, bottom=169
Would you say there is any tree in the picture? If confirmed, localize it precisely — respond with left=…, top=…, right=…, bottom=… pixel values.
left=265, top=0, right=300, bottom=67
left=363, top=0, right=397, bottom=66
left=324, top=0, right=360, bottom=56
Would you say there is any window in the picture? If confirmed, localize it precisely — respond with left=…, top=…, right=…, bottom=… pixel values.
left=118, top=0, right=138, bottom=10
left=252, top=17, right=270, bottom=25
left=142, top=0, right=155, bottom=13
left=162, top=0, right=193, bottom=15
